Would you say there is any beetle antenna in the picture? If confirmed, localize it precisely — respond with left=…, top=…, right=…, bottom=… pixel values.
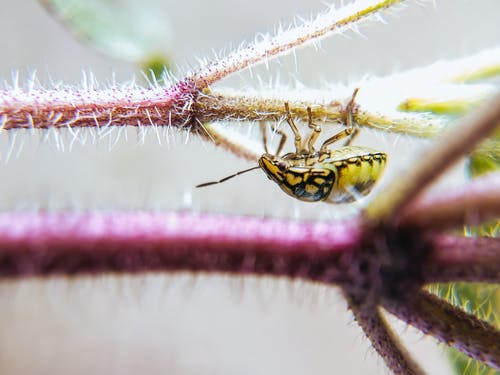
left=195, top=166, right=260, bottom=188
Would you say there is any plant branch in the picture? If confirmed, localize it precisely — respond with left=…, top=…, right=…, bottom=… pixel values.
left=366, top=92, right=500, bottom=224
left=0, top=211, right=362, bottom=280
left=3, top=46, right=496, bottom=144
left=421, top=235, right=500, bottom=284
left=198, top=90, right=446, bottom=137
left=196, top=91, right=343, bottom=123
left=0, top=86, right=444, bottom=138
left=0, top=82, right=198, bottom=131
left=398, top=171, right=500, bottom=231
left=346, top=296, right=426, bottom=375
left=188, top=0, right=407, bottom=88
left=383, top=290, right=500, bottom=371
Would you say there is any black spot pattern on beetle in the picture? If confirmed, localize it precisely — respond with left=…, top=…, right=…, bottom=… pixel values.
left=353, top=180, right=376, bottom=195
left=281, top=170, right=335, bottom=201
left=348, top=157, right=362, bottom=167
left=361, top=155, right=374, bottom=166
left=334, top=161, right=348, bottom=173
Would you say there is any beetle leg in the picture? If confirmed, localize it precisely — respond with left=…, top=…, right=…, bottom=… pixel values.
left=319, top=127, right=354, bottom=152
left=343, top=127, right=360, bottom=146
left=343, top=88, right=360, bottom=146
left=262, top=120, right=288, bottom=156
left=260, top=121, right=269, bottom=154
left=320, top=88, right=361, bottom=151
left=306, top=106, right=322, bottom=153
left=273, top=126, right=287, bottom=156
left=284, top=102, right=303, bottom=153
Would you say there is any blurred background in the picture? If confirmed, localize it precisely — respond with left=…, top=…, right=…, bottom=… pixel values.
left=0, top=0, right=499, bottom=374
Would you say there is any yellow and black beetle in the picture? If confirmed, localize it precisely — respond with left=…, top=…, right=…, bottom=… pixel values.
left=197, top=89, right=387, bottom=203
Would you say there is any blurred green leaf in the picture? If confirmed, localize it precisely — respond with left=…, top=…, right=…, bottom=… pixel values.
left=141, top=55, right=173, bottom=85
left=398, top=97, right=485, bottom=116
left=468, top=130, right=500, bottom=178
left=40, top=0, right=172, bottom=63
left=453, top=64, right=500, bottom=83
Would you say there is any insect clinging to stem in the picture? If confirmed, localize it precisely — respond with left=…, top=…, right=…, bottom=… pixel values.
left=196, top=89, right=387, bottom=203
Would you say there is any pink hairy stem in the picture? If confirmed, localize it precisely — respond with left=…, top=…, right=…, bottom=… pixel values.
left=0, top=211, right=362, bottom=282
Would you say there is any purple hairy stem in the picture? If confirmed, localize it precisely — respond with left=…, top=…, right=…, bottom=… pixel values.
left=422, top=235, right=500, bottom=284
left=0, top=211, right=362, bottom=281
left=346, top=297, right=426, bottom=375
left=383, top=290, right=500, bottom=371
left=0, top=80, right=197, bottom=131
left=399, top=171, right=500, bottom=231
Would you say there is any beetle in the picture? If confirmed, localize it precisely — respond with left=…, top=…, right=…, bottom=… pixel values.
left=196, top=89, right=387, bottom=203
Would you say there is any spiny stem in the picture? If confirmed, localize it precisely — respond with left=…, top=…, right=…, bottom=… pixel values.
left=383, top=290, right=500, bottom=371
left=0, top=87, right=444, bottom=139
left=354, top=108, right=444, bottom=137
left=398, top=171, right=500, bottom=231
left=366, top=92, right=500, bottom=224
left=346, top=296, right=426, bottom=375
left=0, top=211, right=362, bottom=280
left=198, top=91, right=446, bottom=137
left=0, top=82, right=198, bottom=131
left=422, top=235, right=500, bottom=284
left=196, top=91, right=344, bottom=124
left=188, top=0, right=407, bottom=87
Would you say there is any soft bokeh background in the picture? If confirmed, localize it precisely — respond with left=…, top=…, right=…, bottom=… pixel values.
left=0, top=0, right=499, bottom=374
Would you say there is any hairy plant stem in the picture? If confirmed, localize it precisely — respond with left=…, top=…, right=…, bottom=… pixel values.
left=0, top=88, right=443, bottom=140
left=1, top=190, right=499, bottom=282
left=383, top=290, right=500, bottom=371
left=1, top=0, right=499, bottom=372
left=399, top=171, right=500, bottom=231
left=0, top=211, right=361, bottom=279
left=198, top=91, right=445, bottom=137
left=196, top=91, right=343, bottom=124
left=0, top=83, right=197, bottom=131
left=346, top=297, right=426, bottom=375
left=422, top=235, right=500, bottom=284
left=188, top=0, right=407, bottom=87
